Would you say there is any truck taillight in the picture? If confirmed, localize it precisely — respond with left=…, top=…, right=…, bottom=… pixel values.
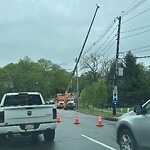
left=0, top=111, right=4, bottom=123
left=53, top=108, right=57, bottom=119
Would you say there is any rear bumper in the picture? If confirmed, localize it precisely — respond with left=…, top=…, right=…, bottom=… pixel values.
left=57, top=105, right=64, bottom=108
left=0, top=122, right=57, bottom=135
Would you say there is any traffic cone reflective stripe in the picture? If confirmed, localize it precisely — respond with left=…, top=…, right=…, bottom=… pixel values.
left=74, top=114, right=80, bottom=124
left=56, top=112, right=61, bottom=123
left=96, top=115, right=103, bottom=127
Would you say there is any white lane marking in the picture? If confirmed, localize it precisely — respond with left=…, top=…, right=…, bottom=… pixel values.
left=81, top=134, right=117, bottom=150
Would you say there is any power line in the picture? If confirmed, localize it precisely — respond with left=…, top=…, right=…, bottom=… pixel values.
left=121, top=24, right=150, bottom=33
left=122, top=45, right=150, bottom=53
left=82, top=0, right=147, bottom=75
left=136, top=55, right=150, bottom=58
left=121, top=0, right=146, bottom=18
left=122, top=8, right=150, bottom=24
left=132, top=45, right=150, bottom=51
left=83, top=18, right=117, bottom=55
left=59, top=59, right=74, bottom=66
left=134, top=48, right=150, bottom=54
left=121, top=28, right=150, bottom=39
left=100, top=38, right=116, bottom=55
left=83, top=37, right=116, bottom=62
left=83, top=0, right=146, bottom=56
left=95, top=27, right=117, bottom=51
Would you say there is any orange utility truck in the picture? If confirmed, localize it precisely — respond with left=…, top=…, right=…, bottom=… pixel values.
left=56, top=94, right=67, bottom=109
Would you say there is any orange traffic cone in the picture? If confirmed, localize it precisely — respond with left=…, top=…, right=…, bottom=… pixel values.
left=96, top=115, right=103, bottom=127
left=74, top=114, right=80, bottom=124
left=56, top=112, right=61, bottom=123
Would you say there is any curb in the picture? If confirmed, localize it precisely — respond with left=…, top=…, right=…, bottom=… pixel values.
left=76, top=110, right=119, bottom=122
left=102, top=116, right=118, bottom=122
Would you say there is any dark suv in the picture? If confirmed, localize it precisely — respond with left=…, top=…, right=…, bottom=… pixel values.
left=64, top=101, right=75, bottom=110
left=116, top=99, right=150, bottom=150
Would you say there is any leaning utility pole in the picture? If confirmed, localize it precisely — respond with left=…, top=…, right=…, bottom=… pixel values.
left=112, top=16, right=121, bottom=115
left=65, top=5, right=100, bottom=97
left=72, top=4, right=100, bottom=76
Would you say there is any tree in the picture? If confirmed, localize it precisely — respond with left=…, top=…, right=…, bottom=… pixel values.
left=38, top=59, right=53, bottom=72
left=47, top=64, right=72, bottom=96
left=93, top=79, right=108, bottom=107
left=80, top=79, right=108, bottom=108
left=120, top=51, right=145, bottom=105
left=80, top=86, right=94, bottom=107
left=106, top=51, right=150, bottom=106
left=80, top=52, right=101, bottom=82
left=0, top=57, right=72, bottom=99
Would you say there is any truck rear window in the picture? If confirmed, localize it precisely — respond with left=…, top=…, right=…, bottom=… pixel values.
left=3, top=94, right=42, bottom=107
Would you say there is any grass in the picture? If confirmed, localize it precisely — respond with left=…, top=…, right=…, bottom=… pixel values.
left=77, top=107, right=122, bottom=118
left=116, top=107, right=133, bottom=113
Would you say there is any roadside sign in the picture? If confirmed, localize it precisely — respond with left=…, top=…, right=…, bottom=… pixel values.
left=112, top=89, right=118, bottom=104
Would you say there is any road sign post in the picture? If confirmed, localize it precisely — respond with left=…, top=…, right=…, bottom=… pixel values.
left=112, top=86, right=118, bottom=115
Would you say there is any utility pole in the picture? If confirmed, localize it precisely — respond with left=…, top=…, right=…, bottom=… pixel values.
left=112, top=16, right=121, bottom=115
left=72, top=4, right=100, bottom=76
left=75, top=57, right=79, bottom=109
left=65, top=5, right=100, bottom=98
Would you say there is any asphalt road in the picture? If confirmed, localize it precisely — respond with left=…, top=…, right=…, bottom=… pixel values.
left=0, top=109, right=120, bottom=150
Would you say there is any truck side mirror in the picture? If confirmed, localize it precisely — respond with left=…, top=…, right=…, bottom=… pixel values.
left=133, top=105, right=142, bottom=115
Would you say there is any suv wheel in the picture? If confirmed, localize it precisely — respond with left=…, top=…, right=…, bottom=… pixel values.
left=119, top=129, right=137, bottom=150
left=43, top=129, right=55, bottom=142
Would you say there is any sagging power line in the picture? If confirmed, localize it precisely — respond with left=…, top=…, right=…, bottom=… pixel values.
left=121, top=0, right=146, bottom=18
left=83, top=0, right=146, bottom=57
left=121, top=24, right=150, bottom=33
left=121, top=28, right=150, bottom=39
left=122, top=7, right=150, bottom=24
left=136, top=55, right=150, bottom=58
left=122, top=45, right=150, bottom=53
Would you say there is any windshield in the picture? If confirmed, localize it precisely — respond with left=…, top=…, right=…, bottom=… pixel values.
left=58, top=100, right=64, bottom=103
left=4, top=94, right=42, bottom=107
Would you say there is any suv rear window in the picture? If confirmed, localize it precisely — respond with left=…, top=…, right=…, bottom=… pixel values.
left=4, top=94, right=42, bottom=107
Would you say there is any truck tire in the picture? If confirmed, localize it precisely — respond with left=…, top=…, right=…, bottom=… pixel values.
left=0, top=134, right=6, bottom=146
left=43, top=129, right=55, bottom=142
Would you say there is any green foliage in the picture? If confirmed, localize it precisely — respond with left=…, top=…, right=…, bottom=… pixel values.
left=107, top=51, right=150, bottom=107
left=0, top=51, right=150, bottom=107
left=80, top=79, right=108, bottom=108
left=80, top=86, right=94, bottom=107
left=120, top=52, right=150, bottom=106
left=93, top=79, right=108, bottom=107
left=0, top=57, right=72, bottom=99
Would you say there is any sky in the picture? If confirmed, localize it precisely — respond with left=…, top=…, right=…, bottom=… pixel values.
left=0, top=0, right=149, bottom=72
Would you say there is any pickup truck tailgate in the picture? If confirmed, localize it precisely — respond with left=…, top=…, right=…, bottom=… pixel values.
left=3, top=105, right=54, bottom=125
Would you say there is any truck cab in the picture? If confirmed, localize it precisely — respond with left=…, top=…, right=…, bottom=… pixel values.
left=56, top=94, right=67, bottom=109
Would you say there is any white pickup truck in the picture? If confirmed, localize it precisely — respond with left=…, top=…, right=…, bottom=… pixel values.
left=0, top=92, right=57, bottom=144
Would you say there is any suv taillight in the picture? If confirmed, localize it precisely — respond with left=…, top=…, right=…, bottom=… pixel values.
left=53, top=108, right=57, bottom=119
left=0, top=111, right=4, bottom=123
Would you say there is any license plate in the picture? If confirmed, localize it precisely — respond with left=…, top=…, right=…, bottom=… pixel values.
left=25, top=124, right=34, bottom=130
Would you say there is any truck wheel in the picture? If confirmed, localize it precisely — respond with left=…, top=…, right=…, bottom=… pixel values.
left=43, top=129, right=55, bottom=142
left=118, top=129, right=137, bottom=150
left=0, top=135, right=6, bottom=145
